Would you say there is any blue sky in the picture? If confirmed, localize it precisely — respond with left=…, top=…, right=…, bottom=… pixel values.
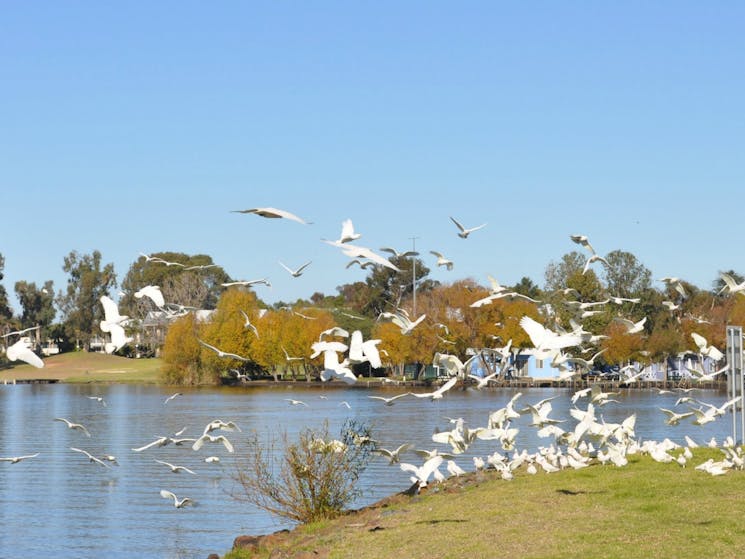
left=1, top=2, right=743, bottom=312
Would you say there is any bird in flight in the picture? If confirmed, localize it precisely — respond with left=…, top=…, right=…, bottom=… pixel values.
left=197, top=339, right=251, bottom=361
left=164, top=392, right=182, bottom=404
left=221, top=278, right=272, bottom=288
left=0, top=453, right=40, bottom=464
left=449, top=216, right=486, bottom=239
left=70, top=447, right=111, bottom=468
left=278, top=260, right=312, bottom=278
left=160, top=489, right=193, bottom=508
left=337, top=218, right=361, bottom=243
left=154, top=459, right=197, bottom=475
left=430, top=251, right=454, bottom=270
left=231, top=207, right=310, bottom=224
left=54, top=417, right=91, bottom=437
left=6, top=338, right=44, bottom=368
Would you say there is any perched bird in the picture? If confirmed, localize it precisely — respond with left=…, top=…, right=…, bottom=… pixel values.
left=154, top=459, right=197, bottom=475
left=231, top=207, right=310, bottom=224
left=54, top=417, right=91, bottom=437
left=160, top=489, right=193, bottom=508
left=430, top=250, right=454, bottom=270
left=449, top=216, right=486, bottom=239
left=278, top=260, right=312, bottom=278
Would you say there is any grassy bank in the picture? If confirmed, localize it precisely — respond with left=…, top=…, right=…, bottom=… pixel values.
left=0, top=351, right=161, bottom=383
left=224, top=449, right=745, bottom=559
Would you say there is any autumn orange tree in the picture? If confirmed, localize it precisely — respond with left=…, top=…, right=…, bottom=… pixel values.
left=160, top=312, right=208, bottom=384
left=199, top=287, right=263, bottom=380
left=252, top=307, right=335, bottom=381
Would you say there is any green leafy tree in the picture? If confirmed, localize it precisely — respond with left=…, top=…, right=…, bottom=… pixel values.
left=14, top=280, right=56, bottom=329
left=543, top=251, right=586, bottom=293
left=0, top=254, right=14, bottom=326
left=120, top=252, right=230, bottom=316
left=602, top=250, right=652, bottom=298
left=56, top=250, right=117, bottom=350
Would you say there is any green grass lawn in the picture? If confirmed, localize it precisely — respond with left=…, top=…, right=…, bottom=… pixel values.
left=0, top=351, right=162, bottom=383
left=224, top=449, right=745, bottom=559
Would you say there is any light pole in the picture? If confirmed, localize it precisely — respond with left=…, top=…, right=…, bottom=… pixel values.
left=410, top=236, right=419, bottom=317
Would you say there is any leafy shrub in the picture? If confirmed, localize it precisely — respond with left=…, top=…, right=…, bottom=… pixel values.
left=231, top=419, right=375, bottom=524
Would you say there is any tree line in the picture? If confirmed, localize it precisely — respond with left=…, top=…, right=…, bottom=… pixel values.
left=1, top=248, right=743, bottom=384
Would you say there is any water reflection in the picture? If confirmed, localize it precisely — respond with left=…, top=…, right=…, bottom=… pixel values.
left=0, top=383, right=737, bottom=558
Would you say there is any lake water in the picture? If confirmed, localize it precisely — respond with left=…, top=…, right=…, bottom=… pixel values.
left=0, top=382, right=738, bottom=558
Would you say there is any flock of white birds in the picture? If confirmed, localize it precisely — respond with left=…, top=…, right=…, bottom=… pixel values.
left=3, top=205, right=745, bottom=508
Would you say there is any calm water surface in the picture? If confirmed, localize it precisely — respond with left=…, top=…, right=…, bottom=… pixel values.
left=0, top=383, right=736, bottom=558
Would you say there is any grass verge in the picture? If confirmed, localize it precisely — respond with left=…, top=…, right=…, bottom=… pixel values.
left=0, top=351, right=161, bottom=383
left=223, top=449, right=745, bottom=559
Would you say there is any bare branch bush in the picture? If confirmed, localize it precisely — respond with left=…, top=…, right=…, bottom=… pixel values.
left=231, top=419, right=374, bottom=524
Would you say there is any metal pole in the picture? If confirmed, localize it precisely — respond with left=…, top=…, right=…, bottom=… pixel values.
left=410, top=236, right=418, bottom=317
left=726, top=326, right=743, bottom=444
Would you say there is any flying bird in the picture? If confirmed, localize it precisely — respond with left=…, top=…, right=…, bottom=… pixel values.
left=430, top=251, right=454, bottom=270
left=691, top=332, right=724, bottom=361
left=70, top=447, right=111, bottom=468
left=197, top=339, right=251, bottom=361
left=86, top=396, right=107, bottom=407
left=337, top=218, right=362, bottom=243
left=379, top=247, right=419, bottom=258
left=54, top=418, right=91, bottom=437
left=278, top=260, right=312, bottom=278
left=231, top=207, right=310, bottom=224
left=284, top=398, right=308, bottom=407
left=570, top=234, right=596, bottom=255
left=449, top=216, right=487, bottom=239
left=718, top=272, right=745, bottom=295
left=6, top=338, right=44, bottom=368
left=192, top=434, right=235, bottom=453
left=368, top=393, right=410, bottom=406
left=160, top=489, right=193, bottom=508
left=0, top=453, right=39, bottom=464
left=238, top=310, right=259, bottom=338
left=613, top=316, right=647, bottom=335
left=154, top=459, right=197, bottom=475
left=221, top=278, right=272, bottom=288
left=134, top=285, right=166, bottom=308
left=164, top=392, right=182, bottom=404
